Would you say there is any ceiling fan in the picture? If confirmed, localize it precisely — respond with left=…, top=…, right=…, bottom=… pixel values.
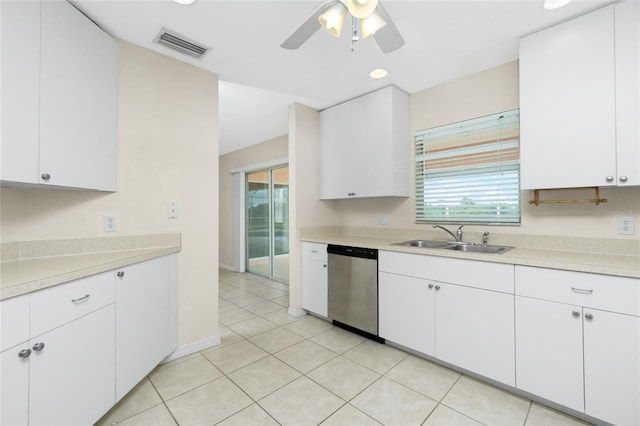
left=281, top=0, right=405, bottom=53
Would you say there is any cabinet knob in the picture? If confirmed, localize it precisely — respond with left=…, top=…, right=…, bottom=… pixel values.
left=434, top=284, right=441, bottom=291
left=428, top=283, right=434, bottom=289
left=323, top=264, right=327, bottom=268
left=572, top=310, right=580, bottom=317
left=605, top=176, right=614, bottom=183
left=117, top=271, right=125, bottom=278
left=619, top=176, right=628, bottom=183
left=18, top=349, right=32, bottom=359
left=32, top=342, right=45, bottom=352
left=585, top=313, right=594, bottom=320
left=41, top=173, right=51, bottom=181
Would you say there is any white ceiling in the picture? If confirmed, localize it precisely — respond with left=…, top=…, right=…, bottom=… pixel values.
left=73, top=0, right=612, bottom=155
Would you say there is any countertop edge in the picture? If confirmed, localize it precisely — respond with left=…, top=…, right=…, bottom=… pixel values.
left=301, top=236, right=640, bottom=279
left=0, top=246, right=180, bottom=301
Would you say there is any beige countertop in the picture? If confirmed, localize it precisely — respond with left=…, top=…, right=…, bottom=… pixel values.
left=301, top=234, right=640, bottom=279
left=0, top=234, right=181, bottom=301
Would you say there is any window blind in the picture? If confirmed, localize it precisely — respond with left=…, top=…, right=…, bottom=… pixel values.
left=415, top=109, right=521, bottom=224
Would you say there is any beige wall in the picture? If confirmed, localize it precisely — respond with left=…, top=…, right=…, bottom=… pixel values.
left=288, top=103, right=337, bottom=311
left=0, top=40, right=220, bottom=347
left=218, top=134, right=288, bottom=269
left=334, top=60, right=640, bottom=240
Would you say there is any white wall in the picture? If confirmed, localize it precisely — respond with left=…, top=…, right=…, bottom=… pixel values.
left=0, top=40, right=220, bottom=347
left=334, top=60, right=640, bottom=240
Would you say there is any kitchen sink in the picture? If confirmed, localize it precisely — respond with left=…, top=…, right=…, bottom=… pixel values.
left=393, top=240, right=513, bottom=254
left=446, top=244, right=514, bottom=254
left=392, top=240, right=454, bottom=249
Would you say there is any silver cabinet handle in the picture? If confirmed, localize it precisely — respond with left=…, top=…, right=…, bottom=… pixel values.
left=117, top=271, right=125, bottom=278
left=572, top=310, right=580, bottom=317
left=619, top=176, right=628, bottom=183
left=32, top=342, right=45, bottom=352
left=71, top=294, right=90, bottom=304
left=435, top=284, right=441, bottom=290
left=348, top=192, right=356, bottom=197
left=428, top=283, right=434, bottom=289
left=41, top=173, right=51, bottom=181
left=605, top=176, right=614, bottom=182
left=311, top=250, right=318, bottom=253
left=571, top=287, right=593, bottom=294
left=18, top=349, right=31, bottom=358
left=585, top=313, right=594, bottom=320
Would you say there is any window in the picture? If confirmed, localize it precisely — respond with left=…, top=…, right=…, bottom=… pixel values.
left=415, top=109, right=521, bottom=224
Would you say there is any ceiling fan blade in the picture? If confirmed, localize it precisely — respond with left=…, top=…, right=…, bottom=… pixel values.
left=280, top=1, right=335, bottom=50
left=373, top=2, right=405, bottom=53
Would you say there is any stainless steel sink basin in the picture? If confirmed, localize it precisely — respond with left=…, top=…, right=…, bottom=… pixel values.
left=392, top=240, right=453, bottom=249
left=393, top=240, right=513, bottom=254
left=445, top=244, right=514, bottom=254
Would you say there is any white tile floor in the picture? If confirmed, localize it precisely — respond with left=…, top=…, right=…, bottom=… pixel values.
left=97, top=270, right=592, bottom=426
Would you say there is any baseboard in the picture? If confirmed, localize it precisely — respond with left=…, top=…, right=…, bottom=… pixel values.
left=287, top=307, right=307, bottom=318
left=161, top=335, right=221, bottom=363
left=219, top=263, right=237, bottom=272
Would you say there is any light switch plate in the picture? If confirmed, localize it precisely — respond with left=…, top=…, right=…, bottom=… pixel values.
left=617, top=216, right=635, bottom=235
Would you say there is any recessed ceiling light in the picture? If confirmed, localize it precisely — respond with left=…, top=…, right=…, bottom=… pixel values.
left=369, top=68, right=388, bottom=79
left=172, top=0, right=195, bottom=5
left=543, top=0, right=573, bottom=10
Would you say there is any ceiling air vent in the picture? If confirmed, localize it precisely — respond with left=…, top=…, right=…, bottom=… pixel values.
left=153, top=27, right=210, bottom=59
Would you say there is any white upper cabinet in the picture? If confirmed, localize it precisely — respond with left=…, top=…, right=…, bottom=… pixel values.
left=519, top=3, right=639, bottom=189
left=1, top=0, right=118, bottom=191
left=614, top=0, right=640, bottom=187
left=319, top=86, right=409, bottom=199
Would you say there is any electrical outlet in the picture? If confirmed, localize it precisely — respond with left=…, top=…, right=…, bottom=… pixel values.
left=103, top=215, right=117, bottom=232
left=167, top=202, right=179, bottom=219
left=617, top=216, right=635, bottom=235
left=378, top=214, right=389, bottom=225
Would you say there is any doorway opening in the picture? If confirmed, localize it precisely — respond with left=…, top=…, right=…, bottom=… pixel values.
left=246, top=166, right=289, bottom=283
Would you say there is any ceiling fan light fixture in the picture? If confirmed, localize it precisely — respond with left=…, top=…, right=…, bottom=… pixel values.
left=543, top=0, right=573, bottom=9
left=319, top=1, right=348, bottom=37
left=347, top=0, right=378, bottom=19
left=361, top=11, right=386, bottom=39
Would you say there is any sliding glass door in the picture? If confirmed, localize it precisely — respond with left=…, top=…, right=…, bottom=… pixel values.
left=246, top=166, right=289, bottom=282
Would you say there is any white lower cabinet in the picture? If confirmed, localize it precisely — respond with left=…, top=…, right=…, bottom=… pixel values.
left=29, top=305, right=115, bottom=426
left=301, top=242, right=328, bottom=317
left=379, top=272, right=435, bottom=356
left=515, top=266, right=640, bottom=425
left=0, top=253, right=178, bottom=425
left=378, top=251, right=515, bottom=386
left=116, top=255, right=176, bottom=400
left=436, top=283, right=514, bottom=386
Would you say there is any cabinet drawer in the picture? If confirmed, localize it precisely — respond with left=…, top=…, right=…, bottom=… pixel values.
left=515, top=266, right=639, bottom=316
left=380, top=251, right=514, bottom=294
left=302, top=242, right=327, bottom=261
left=30, top=271, right=115, bottom=337
left=0, top=294, right=30, bottom=351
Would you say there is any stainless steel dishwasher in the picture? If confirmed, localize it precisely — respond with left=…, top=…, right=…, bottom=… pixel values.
left=327, top=244, right=382, bottom=341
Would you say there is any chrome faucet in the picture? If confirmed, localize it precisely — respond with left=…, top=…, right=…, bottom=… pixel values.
left=433, top=225, right=464, bottom=242
left=482, top=231, right=490, bottom=246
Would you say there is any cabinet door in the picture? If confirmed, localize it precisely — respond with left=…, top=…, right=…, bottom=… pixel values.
left=319, top=101, right=356, bottom=199
left=116, top=256, right=170, bottom=400
left=0, top=345, right=30, bottom=425
left=379, top=272, right=435, bottom=356
left=583, top=308, right=639, bottom=425
left=39, top=0, right=118, bottom=191
left=515, top=296, right=584, bottom=412
left=0, top=0, right=40, bottom=184
left=29, top=304, right=115, bottom=426
left=436, top=284, right=515, bottom=386
left=301, top=257, right=328, bottom=317
left=614, top=0, right=640, bottom=186
left=520, top=6, right=616, bottom=189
